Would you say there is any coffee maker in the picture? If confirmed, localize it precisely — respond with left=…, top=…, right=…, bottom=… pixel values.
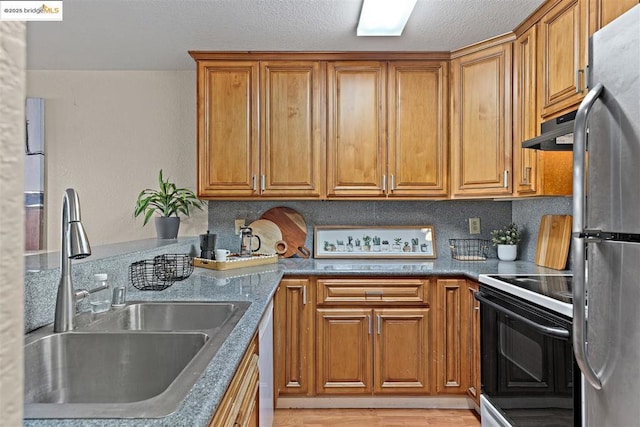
left=199, top=230, right=217, bottom=259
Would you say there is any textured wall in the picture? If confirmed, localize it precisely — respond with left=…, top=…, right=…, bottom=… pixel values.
left=512, top=197, right=573, bottom=263
left=26, top=70, right=207, bottom=251
left=208, top=200, right=512, bottom=260
left=0, top=20, right=26, bottom=425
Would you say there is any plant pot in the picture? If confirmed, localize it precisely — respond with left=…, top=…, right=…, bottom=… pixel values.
left=155, top=216, right=180, bottom=239
left=497, top=244, right=517, bottom=261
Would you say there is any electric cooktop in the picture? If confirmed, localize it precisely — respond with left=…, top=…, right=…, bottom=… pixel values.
left=478, top=274, right=573, bottom=318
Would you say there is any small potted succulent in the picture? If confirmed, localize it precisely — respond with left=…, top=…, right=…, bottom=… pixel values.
left=134, top=169, right=204, bottom=239
left=491, top=223, right=522, bottom=261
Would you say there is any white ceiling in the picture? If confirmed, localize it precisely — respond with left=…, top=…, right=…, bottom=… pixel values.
left=27, top=0, right=545, bottom=70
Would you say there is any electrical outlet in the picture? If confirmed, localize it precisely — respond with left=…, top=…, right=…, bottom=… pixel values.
left=234, top=219, right=245, bottom=235
left=469, top=217, right=481, bottom=235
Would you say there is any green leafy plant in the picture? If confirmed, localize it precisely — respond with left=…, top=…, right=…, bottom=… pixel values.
left=134, top=169, right=204, bottom=226
left=490, top=223, right=522, bottom=246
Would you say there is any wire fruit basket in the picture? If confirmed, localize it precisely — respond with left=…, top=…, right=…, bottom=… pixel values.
left=129, top=254, right=193, bottom=291
left=449, top=239, right=491, bottom=261
left=153, top=254, right=194, bottom=281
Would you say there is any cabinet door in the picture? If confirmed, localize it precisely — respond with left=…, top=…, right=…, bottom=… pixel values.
left=589, top=0, right=638, bottom=34
left=316, top=308, right=373, bottom=394
left=435, top=278, right=471, bottom=394
left=197, top=61, right=259, bottom=197
left=274, top=278, right=314, bottom=396
left=374, top=308, right=431, bottom=394
left=388, top=61, right=449, bottom=198
left=260, top=61, right=325, bottom=198
left=466, top=282, right=481, bottom=406
left=538, top=0, right=587, bottom=119
left=513, top=27, right=539, bottom=196
left=327, top=62, right=387, bottom=198
left=450, top=43, right=513, bottom=197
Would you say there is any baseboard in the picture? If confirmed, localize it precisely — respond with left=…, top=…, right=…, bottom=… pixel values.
left=276, top=395, right=475, bottom=410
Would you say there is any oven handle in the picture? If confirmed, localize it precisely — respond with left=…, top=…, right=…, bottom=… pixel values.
left=475, top=291, right=570, bottom=339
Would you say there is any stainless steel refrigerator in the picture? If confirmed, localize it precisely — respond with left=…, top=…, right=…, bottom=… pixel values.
left=572, top=4, right=640, bottom=426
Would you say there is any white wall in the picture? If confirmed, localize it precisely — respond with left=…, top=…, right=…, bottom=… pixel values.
left=27, top=70, right=207, bottom=251
left=0, top=21, right=26, bottom=425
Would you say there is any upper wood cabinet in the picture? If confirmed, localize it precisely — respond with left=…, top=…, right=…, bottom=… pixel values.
left=388, top=62, right=449, bottom=198
left=260, top=61, right=325, bottom=198
left=513, top=27, right=539, bottom=196
left=588, top=0, right=638, bottom=34
left=197, top=60, right=259, bottom=198
left=450, top=39, right=513, bottom=198
left=326, top=61, right=387, bottom=198
left=195, top=59, right=323, bottom=199
left=538, top=0, right=587, bottom=120
left=326, top=60, right=449, bottom=199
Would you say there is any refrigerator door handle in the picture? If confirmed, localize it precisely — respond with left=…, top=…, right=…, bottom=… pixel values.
left=573, top=82, right=604, bottom=390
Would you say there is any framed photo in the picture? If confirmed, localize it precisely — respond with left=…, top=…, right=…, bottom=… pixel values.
left=314, top=226, right=437, bottom=259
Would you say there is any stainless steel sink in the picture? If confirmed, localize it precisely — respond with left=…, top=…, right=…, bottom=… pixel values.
left=83, top=301, right=248, bottom=332
left=24, top=301, right=250, bottom=419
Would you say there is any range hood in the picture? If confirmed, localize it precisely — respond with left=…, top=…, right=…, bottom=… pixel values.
left=522, top=110, right=577, bottom=151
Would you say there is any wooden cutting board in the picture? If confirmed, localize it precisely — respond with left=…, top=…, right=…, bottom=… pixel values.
left=248, top=219, right=287, bottom=256
left=535, top=215, right=572, bottom=270
left=260, top=207, right=311, bottom=258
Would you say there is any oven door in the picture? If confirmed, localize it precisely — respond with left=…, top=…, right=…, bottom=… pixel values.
left=476, top=286, right=580, bottom=427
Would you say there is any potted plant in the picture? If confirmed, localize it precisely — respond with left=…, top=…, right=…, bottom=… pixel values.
left=134, top=169, right=204, bottom=239
left=491, top=223, right=522, bottom=261
left=372, top=236, right=381, bottom=252
left=362, top=235, right=372, bottom=252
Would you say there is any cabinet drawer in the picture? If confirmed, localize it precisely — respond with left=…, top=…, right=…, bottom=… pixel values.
left=317, top=278, right=429, bottom=305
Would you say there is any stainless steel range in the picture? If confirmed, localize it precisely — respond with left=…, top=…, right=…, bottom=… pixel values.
left=476, top=273, right=579, bottom=427
left=480, top=274, right=573, bottom=317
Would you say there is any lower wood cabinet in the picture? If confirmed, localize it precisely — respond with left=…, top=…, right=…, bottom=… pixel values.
left=273, top=277, right=314, bottom=397
left=273, top=275, right=480, bottom=403
left=435, top=278, right=480, bottom=402
left=316, top=307, right=431, bottom=395
left=466, top=281, right=481, bottom=406
left=210, top=334, right=259, bottom=427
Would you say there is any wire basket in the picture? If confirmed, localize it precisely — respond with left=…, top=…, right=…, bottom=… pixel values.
left=449, top=239, right=491, bottom=261
left=153, top=254, right=194, bottom=281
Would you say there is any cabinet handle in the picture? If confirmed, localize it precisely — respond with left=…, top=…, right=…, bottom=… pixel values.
left=390, top=175, right=395, bottom=191
left=503, top=170, right=509, bottom=188
left=302, top=285, right=307, bottom=305
left=368, top=315, right=372, bottom=335
left=260, top=174, right=265, bottom=192
left=252, top=175, right=257, bottom=191
left=377, top=314, right=381, bottom=335
left=365, top=290, right=383, bottom=296
left=382, top=175, right=387, bottom=192
left=576, top=69, right=585, bottom=93
left=525, top=167, right=531, bottom=185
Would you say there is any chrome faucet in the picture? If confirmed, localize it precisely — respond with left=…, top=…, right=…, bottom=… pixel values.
left=53, top=188, right=92, bottom=332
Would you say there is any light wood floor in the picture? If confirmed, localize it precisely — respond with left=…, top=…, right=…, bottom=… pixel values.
left=273, top=408, right=481, bottom=426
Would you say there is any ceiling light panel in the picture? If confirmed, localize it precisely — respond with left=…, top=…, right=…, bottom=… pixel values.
left=357, top=0, right=418, bottom=36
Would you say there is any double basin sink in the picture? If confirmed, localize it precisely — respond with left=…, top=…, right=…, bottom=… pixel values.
left=24, top=301, right=250, bottom=419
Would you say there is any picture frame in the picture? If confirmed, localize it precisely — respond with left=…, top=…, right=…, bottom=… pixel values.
left=314, top=226, right=437, bottom=259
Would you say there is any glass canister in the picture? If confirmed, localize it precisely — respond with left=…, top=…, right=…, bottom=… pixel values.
left=90, top=273, right=111, bottom=313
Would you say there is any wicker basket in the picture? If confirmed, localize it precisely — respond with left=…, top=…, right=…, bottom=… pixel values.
left=449, top=239, right=491, bottom=261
